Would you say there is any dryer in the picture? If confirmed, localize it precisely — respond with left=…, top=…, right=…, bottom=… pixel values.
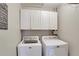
left=42, top=36, right=68, bottom=56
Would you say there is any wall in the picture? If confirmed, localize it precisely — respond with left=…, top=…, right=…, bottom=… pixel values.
left=21, top=5, right=57, bottom=12
left=0, top=3, right=20, bottom=56
left=21, top=30, right=53, bottom=41
left=58, top=4, right=79, bottom=56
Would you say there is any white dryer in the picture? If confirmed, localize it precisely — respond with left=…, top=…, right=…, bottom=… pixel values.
left=42, top=36, right=68, bottom=56
left=18, top=36, right=42, bottom=56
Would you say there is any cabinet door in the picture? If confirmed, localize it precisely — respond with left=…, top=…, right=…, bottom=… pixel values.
left=30, top=10, right=41, bottom=29
left=21, top=9, right=31, bottom=30
left=49, top=12, right=57, bottom=30
left=40, top=11, right=50, bottom=30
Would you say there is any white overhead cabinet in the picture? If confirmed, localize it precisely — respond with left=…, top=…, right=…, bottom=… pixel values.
left=21, top=9, right=31, bottom=30
left=40, top=11, right=50, bottom=30
left=20, top=9, right=57, bottom=30
left=30, top=10, right=41, bottom=29
left=49, top=11, right=57, bottom=30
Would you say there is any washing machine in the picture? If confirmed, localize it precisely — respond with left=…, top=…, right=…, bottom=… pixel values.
left=42, top=36, right=68, bottom=56
left=18, top=36, right=42, bottom=56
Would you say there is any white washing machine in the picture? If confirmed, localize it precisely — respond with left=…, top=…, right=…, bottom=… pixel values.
left=42, top=36, right=68, bottom=56
left=18, top=36, right=42, bottom=56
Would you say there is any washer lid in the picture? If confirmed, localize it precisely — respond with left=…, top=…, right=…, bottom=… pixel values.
left=23, top=40, right=38, bottom=43
left=42, top=39, right=68, bottom=46
left=18, top=39, right=41, bottom=46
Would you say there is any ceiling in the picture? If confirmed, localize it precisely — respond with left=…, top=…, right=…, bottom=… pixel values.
left=21, top=3, right=62, bottom=9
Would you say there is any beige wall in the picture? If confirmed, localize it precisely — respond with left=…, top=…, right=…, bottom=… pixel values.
left=21, top=30, right=54, bottom=42
left=58, top=4, right=79, bottom=56
left=21, top=4, right=57, bottom=12
left=0, top=3, right=20, bottom=56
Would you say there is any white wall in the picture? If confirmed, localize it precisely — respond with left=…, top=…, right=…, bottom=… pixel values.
left=0, top=3, right=20, bottom=56
left=58, top=4, right=79, bottom=56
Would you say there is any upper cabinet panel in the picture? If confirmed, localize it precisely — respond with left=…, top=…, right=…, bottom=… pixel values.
left=49, top=11, right=57, bottom=30
left=21, top=9, right=31, bottom=30
left=30, top=10, right=41, bottom=29
left=40, top=11, right=50, bottom=30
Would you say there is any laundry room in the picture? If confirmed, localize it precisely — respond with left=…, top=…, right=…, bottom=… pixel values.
left=0, top=2, right=79, bottom=56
